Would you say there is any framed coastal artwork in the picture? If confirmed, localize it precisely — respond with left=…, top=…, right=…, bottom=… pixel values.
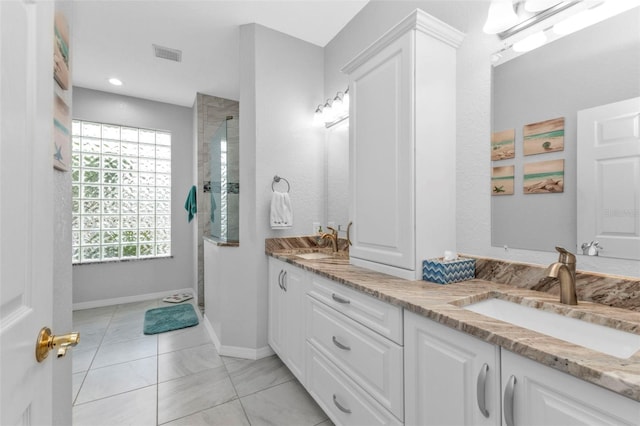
left=491, top=165, right=514, bottom=195
left=491, top=128, right=515, bottom=160
left=53, top=11, right=71, bottom=171
left=523, top=117, right=564, bottom=156
left=54, top=12, right=70, bottom=90
left=523, top=159, right=564, bottom=194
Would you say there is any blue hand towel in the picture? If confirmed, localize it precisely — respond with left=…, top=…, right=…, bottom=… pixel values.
left=184, top=185, right=197, bottom=222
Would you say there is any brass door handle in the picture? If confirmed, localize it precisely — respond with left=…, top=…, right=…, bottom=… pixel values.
left=35, top=327, right=80, bottom=362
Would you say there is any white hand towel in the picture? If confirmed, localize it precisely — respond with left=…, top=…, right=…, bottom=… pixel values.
left=270, top=191, right=293, bottom=229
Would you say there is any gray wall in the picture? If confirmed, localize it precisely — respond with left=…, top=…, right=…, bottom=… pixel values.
left=492, top=10, right=640, bottom=252
left=72, top=87, right=195, bottom=305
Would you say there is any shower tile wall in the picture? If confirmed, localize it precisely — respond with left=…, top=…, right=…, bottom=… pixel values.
left=195, top=93, right=239, bottom=305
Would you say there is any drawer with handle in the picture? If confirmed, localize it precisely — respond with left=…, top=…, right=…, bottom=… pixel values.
left=306, top=296, right=404, bottom=420
left=308, top=274, right=403, bottom=344
left=306, top=343, right=403, bottom=426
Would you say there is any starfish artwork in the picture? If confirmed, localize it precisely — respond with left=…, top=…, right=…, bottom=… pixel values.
left=54, top=143, right=63, bottom=162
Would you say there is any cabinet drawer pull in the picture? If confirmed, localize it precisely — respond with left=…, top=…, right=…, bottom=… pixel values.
left=332, top=394, right=352, bottom=414
left=332, top=336, right=351, bottom=351
left=282, top=271, right=288, bottom=291
left=504, top=375, right=517, bottom=426
left=331, top=293, right=350, bottom=304
left=476, top=363, right=490, bottom=418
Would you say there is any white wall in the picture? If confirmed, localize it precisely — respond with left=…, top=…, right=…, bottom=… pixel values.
left=72, top=88, right=196, bottom=306
left=204, top=23, right=324, bottom=355
left=324, top=0, right=640, bottom=277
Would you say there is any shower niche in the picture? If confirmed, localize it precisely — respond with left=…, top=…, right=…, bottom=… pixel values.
left=207, top=116, right=239, bottom=242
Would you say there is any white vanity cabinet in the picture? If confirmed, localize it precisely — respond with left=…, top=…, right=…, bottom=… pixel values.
left=405, top=310, right=640, bottom=426
left=267, top=258, right=307, bottom=383
left=404, top=310, right=501, bottom=426
left=501, top=350, right=640, bottom=426
left=306, top=274, right=404, bottom=425
left=342, top=10, right=464, bottom=280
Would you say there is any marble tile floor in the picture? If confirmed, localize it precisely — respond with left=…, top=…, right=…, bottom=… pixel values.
left=72, top=299, right=332, bottom=426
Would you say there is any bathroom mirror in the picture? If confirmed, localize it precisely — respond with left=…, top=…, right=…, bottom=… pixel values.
left=326, top=120, right=349, bottom=231
left=491, top=7, right=640, bottom=258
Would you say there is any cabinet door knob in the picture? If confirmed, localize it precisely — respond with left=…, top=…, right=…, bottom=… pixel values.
left=333, top=394, right=352, bottom=414
left=504, top=375, right=517, bottom=426
left=332, top=335, right=351, bottom=351
left=331, top=293, right=350, bottom=304
left=476, top=363, right=490, bottom=418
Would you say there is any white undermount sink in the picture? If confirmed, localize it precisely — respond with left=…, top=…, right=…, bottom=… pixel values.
left=296, top=252, right=333, bottom=260
left=463, top=297, right=640, bottom=359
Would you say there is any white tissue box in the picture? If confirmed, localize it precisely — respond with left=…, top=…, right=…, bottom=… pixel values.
left=422, top=257, right=475, bottom=284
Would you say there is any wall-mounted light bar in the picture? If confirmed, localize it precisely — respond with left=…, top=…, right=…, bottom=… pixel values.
left=314, top=87, right=349, bottom=128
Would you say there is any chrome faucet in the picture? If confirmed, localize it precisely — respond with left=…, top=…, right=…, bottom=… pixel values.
left=546, top=247, right=578, bottom=305
left=320, top=226, right=339, bottom=252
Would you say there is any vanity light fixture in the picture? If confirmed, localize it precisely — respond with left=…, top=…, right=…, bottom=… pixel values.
left=490, top=0, right=638, bottom=65
left=108, top=77, right=123, bottom=86
left=314, top=87, right=349, bottom=128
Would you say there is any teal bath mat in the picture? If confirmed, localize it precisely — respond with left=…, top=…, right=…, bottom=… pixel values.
left=143, top=304, right=199, bottom=335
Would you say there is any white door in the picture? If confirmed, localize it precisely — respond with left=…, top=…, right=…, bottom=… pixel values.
left=577, top=97, right=640, bottom=260
left=1, top=1, right=56, bottom=425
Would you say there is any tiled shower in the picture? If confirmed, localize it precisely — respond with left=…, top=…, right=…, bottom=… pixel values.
left=195, top=94, right=239, bottom=305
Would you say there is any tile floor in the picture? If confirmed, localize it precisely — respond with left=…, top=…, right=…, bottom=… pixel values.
left=72, top=298, right=332, bottom=426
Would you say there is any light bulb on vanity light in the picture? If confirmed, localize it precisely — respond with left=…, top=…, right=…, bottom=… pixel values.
left=512, top=31, right=548, bottom=52
left=342, top=88, right=350, bottom=111
left=322, top=99, right=336, bottom=123
left=483, top=0, right=519, bottom=34
left=524, top=0, right=561, bottom=12
left=332, top=92, right=346, bottom=116
left=313, top=104, right=324, bottom=126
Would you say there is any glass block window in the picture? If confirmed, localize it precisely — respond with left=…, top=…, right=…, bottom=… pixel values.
left=71, top=120, right=171, bottom=263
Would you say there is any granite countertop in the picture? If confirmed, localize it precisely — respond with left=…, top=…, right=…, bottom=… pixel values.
left=265, top=241, right=640, bottom=402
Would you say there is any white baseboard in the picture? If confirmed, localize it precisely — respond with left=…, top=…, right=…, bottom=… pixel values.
left=72, top=288, right=195, bottom=311
left=203, top=313, right=274, bottom=360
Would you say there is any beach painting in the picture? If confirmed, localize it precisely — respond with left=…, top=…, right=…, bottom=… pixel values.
left=53, top=94, right=71, bottom=171
left=54, top=12, right=70, bottom=90
left=491, top=165, right=514, bottom=195
left=523, top=117, right=564, bottom=156
left=523, top=159, right=564, bottom=194
left=491, top=128, right=515, bottom=160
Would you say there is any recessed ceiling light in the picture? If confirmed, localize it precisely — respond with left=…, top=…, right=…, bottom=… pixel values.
left=108, top=78, right=123, bottom=86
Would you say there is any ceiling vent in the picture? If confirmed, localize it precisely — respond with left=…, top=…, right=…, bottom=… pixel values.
left=153, top=44, right=182, bottom=62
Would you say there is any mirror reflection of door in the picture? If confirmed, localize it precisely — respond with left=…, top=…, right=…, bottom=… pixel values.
left=577, top=97, right=640, bottom=261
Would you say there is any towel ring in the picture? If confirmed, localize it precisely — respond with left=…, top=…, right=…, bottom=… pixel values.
left=272, top=175, right=290, bottom=193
